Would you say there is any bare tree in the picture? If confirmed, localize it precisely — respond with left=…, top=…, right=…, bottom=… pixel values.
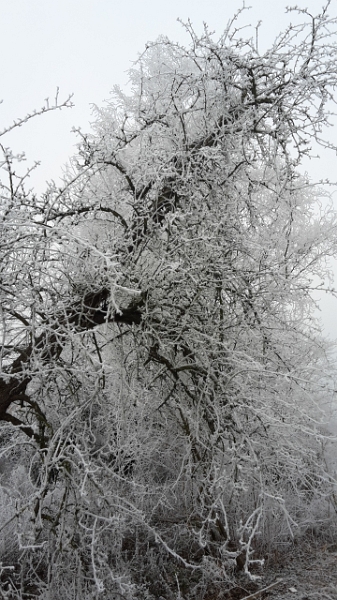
left=1, top=5, right=337, bottom=598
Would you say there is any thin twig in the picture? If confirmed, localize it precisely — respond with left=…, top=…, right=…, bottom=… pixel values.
left=241, top=578, right=283, bottom=600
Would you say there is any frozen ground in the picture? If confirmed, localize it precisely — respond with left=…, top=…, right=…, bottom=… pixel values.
left=264, top=544, right=337, bottom=600
left=222, top=540, right=337, bottom=599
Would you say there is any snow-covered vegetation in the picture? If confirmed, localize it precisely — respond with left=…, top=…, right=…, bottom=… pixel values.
left=1, top=5, right=337, bottom=598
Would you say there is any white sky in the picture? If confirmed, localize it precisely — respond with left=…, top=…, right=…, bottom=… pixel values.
left=1, top=0, right=337, bottom=337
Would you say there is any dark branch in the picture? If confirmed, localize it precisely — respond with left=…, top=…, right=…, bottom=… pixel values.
left=0, top=288, right=144, bottom=439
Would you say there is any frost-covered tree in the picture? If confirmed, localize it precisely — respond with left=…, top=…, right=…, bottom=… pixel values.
left=1, top=5, right=337, bottom=598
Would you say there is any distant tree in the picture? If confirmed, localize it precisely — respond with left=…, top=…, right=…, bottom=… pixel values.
left=1, top=5, right=337, bottom=598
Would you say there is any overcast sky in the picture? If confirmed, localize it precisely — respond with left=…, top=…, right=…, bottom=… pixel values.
left=1, top=0, right=337, bottom=336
